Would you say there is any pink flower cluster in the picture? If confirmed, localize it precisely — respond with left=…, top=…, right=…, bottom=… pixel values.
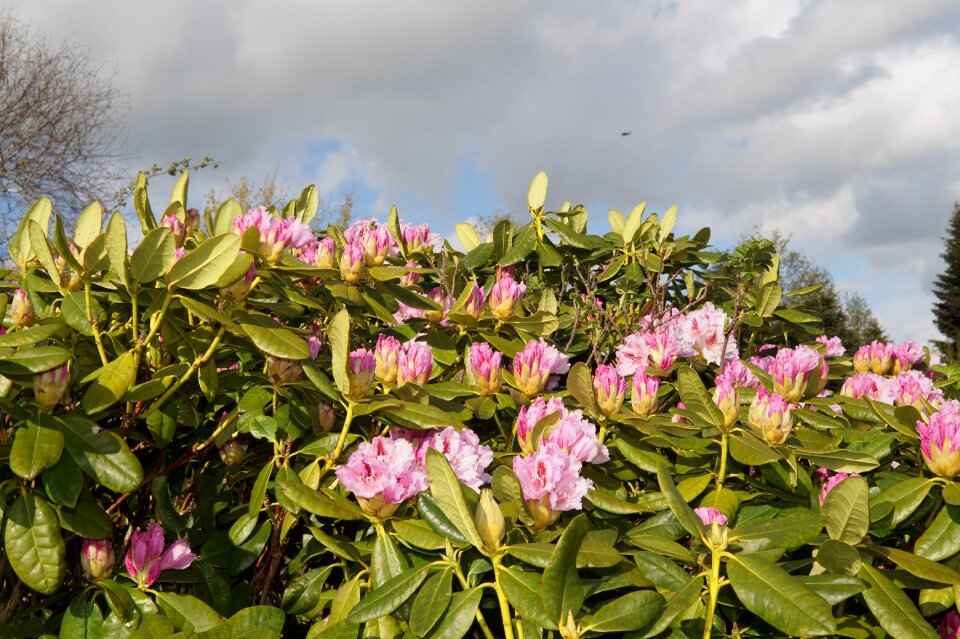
left=489, top=273, right=526, bottom=320
left=393, top=427, right=494, bottom=491
left=298, top=237, right=336, bottom=268
left=715, top=357, right=760, bottom=389
left=515, top=397, right=608, bottom=463
left=770, top=345, right=827, bottom=402
left=233, top=207, right=314, bottom=263
left=400, top=222, right=440, bottom=253
left=917, top=403, right=960, bottom=479
left=344, top=219, right=396, bottom=265
left=125, top=523, right=196, bottom=588
left=512, top=338, right=571, bottom=396
left=841, top=370, right=943, bottom=409
left=815, top=335, right=846, bottom=357
left=853, top=340, right=925, bottom=376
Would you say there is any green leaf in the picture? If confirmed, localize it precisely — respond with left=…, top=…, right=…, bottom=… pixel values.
left=417, top=492, right=469, bottom=544
left=61, top=592, right=104, bottom=639
left=658, top=203, right=678, bottom=241
left=732, top=510, right=821, bottom=550
left=274, top=481, right=363, bottom=520
left=801, top=450, right=880, bottom=474
left=3, top=492, right=65, bottom=595
left=197, top=606, right=284, bottom=639
left=424, top=449, right=484, bottom=549
left=27, top=220, right=60, bottom=287
left=241, top=324, right=310, bottom=359
left=916, top=504, right=960, bottom=561
left=566, top=362, right=598, bottom=413
left=507, top=541, right=623, bottom=569
left=870, top=477, right=934, bottom=526
left=608, top=209, right=625, bottom=235
left=392, top=519, right=446, bottom=551
left=43, top=454, right=83, bottom=508
left=105, top=212, right=128, bottom=285
left=61, top=414, right=144, bottom=493
left=282, top=566, right=334, bottom=616
left=816, top=539, right=862, bottom=576
left=131, top=228, right=176, bottom=284
left=753, top=281, right=782, bottom=318
left=498, top=567, right=557, bottom=631
left=328, top=308, right=350, bottom=395
left=675, top=366, right=725, bottom=428
left=168, top=233, right=241, bottom=289
left=82, top=350, right=137, bottom=415
left=409, top=568, right=452, bottom=636
left=97, top=579, right=137, bottom=623
left=0, top=345, right=71, bottom=375
left=799, top=574, right=866, bottom=606
left=729, top=432, right=781, bottom=465
left=527, top=171, right=548, bottom=211
left=584, top=590, right=664, bottom=633
left=10, top=417, right=64, bottom=480
left=455, top=223, right=481, bottom=252
left=62, top=290, right=100, bottom=336
left=639, top=574, right=704, bottom=638
left=859, top=563, right=939, bottom=639
left=382, top=400, right=466, bottom=430
left=498, top=224, right=537, bottom=267
left=56, top=498, right=114, bottom=540
left=347, top=566, right=430, bottom=623
left=727, top=554, right=836, bottom=636
left=867, top=545, right=960, bottom=585
left=541, top=513, right=587, bottom=622
left=74, top=201, right=103, bottom=249
left=656, top=465, right=704, bottom=538
left=0, top=322, right=62, bottom=348
left=622, top=202, right=646, bottom=243
left=249, top=461, right=273, bottom=518
left=425, top=587, right=481, bottom=639
left=822, top=475, right=870, bottom=544
left=154, top=592, right=223, bottom=632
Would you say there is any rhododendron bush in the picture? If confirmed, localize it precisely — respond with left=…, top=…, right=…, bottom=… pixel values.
left=1, top=170, right=959, bottom=639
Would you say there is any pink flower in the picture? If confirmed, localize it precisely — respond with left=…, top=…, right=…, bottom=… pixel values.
left=840, top=373, right=900, bottom=404
left=335, top=436, right=427, bottom=517
left=694, top=507, right=728, bottom=526
left=615, top=332, right=650, bottom=377
left=347, top=348, right=376, bottom=398
left=853, top=340, right=895, bottom=376
left=715, top=358, right=760, bottom=389
left=895, top=341, right=925, bottom=374
left=339, top=241, right=366, bottom=283
left=397, top=341, right=433, bottom=387
left=299, top=237, right=336, bottom=268
left=815, top=335, right=845, bottom=357
left=400, top=260, right=421, bottom=287
left=400, top=222, right=440, bottom=254
left=616, top=329, right=684, bottom=376
left=918, top=409, right=960, bottom=479
left=489, top=276, right=526, bottom=320
left=676, top=302, right=736, bottom=365
left=896, top=370, right=943, bottom=409
left=940, top=610, right=960, bottom=639
left=394, top=302, right=426, bottom=324
left=771, top=345, right=826, bottom=402
left=593, top=364, right=626, bottom=416
left=467, top=342, right=503, bottom=396
left=631, top=371, right=660, bottom=416
left=712, top=380, right=738, bottom=429
left=819, top=472, right=856, bottom=505
left=516, top=397, right=567, bottom=451
left=344, top=220, right=394, bottom=266
left=547, top=409, right=609, bottom=464
left=308, top=336, right=322, bottom=360
left=512, top=339, right=571, bottom=396
left=747, top=389, right=793, bottom=446
left=160, top=214, right=186, bottom=247
left=462, top=282, right=487, bottom=319
left=233, top=207, right=313, bottom=263
left=417, top=428, right=493, bottom=491
left=81, top=538, right=114, bottom=582
left=125, top=523, right=196, bottom=588
left=513, top=443, right=593, bottom=528
left=424, top=287, right=452, bottom=325
left=375, top=334, right=402, bottom=383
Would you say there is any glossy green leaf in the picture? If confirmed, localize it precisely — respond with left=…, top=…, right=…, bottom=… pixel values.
left=639, top=574, right=704, bottom=638
left=3, top=492, right=65, bottom=595
left=822, top=475, right=870, bottom=544
left=656, top=465, right=704, bottom=538
left=409, top=568, right=452, bottom=637
left=676, top=366, right=724, bottom=428
left=131, top=227, right=175, bottom=283
left=867, top=545, right=960, bottom=585
left=498, top=566, right=557, bottom=631
left=816, top=539, right=862, bottom=576
left=197, top=606, right=284, bottom=639
left=328, top=307, right=350, bottom=395
left=60, top=592, right=104, bottom=639
left=61, top=414, right=144, bottom=493
left=859, top=564, right=939, bottom=639
left=241, top=323, right=310, bottom=359
left=55, top=498, right=113, bottom=539
left=10, top=417, right=64, bottom=479
left=168, top=233, right=241, bottom=289
left=425, top=587, right=481, bottom=639
left=417, top=492, right=469, bottom=544
left=0, top=345, right=71, bottom=375
left=347, top=566, right=430, bottom=623
left=541, top=513, right=587, bottom=622
left=274, top=481, right=363, bottom=520
left=584, top=590, right=664, bottom=633
left=425, top=449, right=484, bottom=548
left=82, top=350, right=136, bottom=414
left=105, top=212, right=128, bottom=284
left=154, top=592, right=223, bottom=632
left=916, top=504, right=960, bottom=561
left=870, top=476, right=934, bottom=526
left=61, top=290, right=99, bottom=336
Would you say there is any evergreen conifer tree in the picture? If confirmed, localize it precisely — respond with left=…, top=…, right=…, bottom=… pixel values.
left=933, top=202, right=960, bottom=360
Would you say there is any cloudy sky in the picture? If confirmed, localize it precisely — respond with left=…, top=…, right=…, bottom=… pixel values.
left=8, top=0, right=960, bottom=344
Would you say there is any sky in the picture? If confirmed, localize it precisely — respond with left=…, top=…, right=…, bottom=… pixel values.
left=7, top=0, right=960, bottom=345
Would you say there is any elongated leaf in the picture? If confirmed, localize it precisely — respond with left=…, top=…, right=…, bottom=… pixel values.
left=656, top=465, right=704, bottom=538
left=584, top=590, right=664, bottom=633
left=816, top=539, right=862, bottom=576
left=916, top=505, right=960, bottom=561
left=130, top=227, right=175, bottom=284
left=61, top=414, right=143, bottom=493
left=82, top=350, right=136, bottom=415
left=28, top=220, right=59, bottom=286
left=541, top=514, right=587, bottom=622
left=455, top=223, right=481, bottom=252
left=328, top=308, right=350, bottom=395
left=168, top=233, right=241, bottom=289
left=640, top=575, right=704, bottom=638
left=417, top=492, right=469, bottom=544
left=282, top=566, right=334, bottom=616
left=347, top=567, right=430, bottom=623
left=822, top=475, right=870, bottom=544
left=10, top=418, right=64, bottom=480
left=859, top=563, right=939, bottom=639
left=105, top=212, right=128, bottom=284
left=732, top=510, right=821, bottom=550
left=675, top=366, right=724, bottom=428
left=867, top=545, right=960, bottom=585
left=566, top=362, right=598, bottom=413
left=274, top=481, right=362, bottom=520
left=242, top=324, right=310, bottom=359
left=507, top=541, right=623, bottom=569
left=424, top=449, right=484, bottom=548
left=498, top=224, right=536, bottom=267
left=197, top=606, right=284, bottom=639
left=4, top=492, right=65, bottom=595
left=410, top=568, right=452, bottom=636
left=622, top=202, right=646, bottom=243
left=74, top=201, right=103, bottom=249
left=0, top=322, right=62, bottom=348
left=0, top=346, right=71, bottom=375
left=870, top=477, right=934, bottom=526
left=498, top=567, right=557, bottom=631
left=727, top=554, right=836, bottom=636
left=154, top=592, right=222, bottom=632
left=527, top=171, right=548, bottom=211
left=424, top=587, right=480, bottom=639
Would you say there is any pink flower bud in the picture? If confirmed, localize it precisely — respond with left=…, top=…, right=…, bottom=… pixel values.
left=266, top=356, right=303, bottom=385
left=462, top=281, right=487, bottom=319
left=316, top=401, right=336, bottom=433
left=400, top=260, right=421, bottom=287
left=940, top=610, right=960, bottom=639
left=853, top=340, right=894, bottom=375
left=918, top=409, right=960, bottom=479
left=516, top=397, right=566, bottom=453
left=467, top=342, right=503, bottom=397
left=220, top=261, right=256, bottom=302
left=12, top=289, right=35, bottom=327
left=400, top=222, right=439, bottom=254
left=375, top=334, right=402, bottom=383
left=33, top=363, right=69, bottom=411
left=348, top=348, right=376, bottom=398
left=339, top=242, right=366, bottom=283
left=81, top=538, right=114, bottom=582
left=185, top=208, right=200, bottom=233
left=361, top=224, right=393, bottom=266
left=308, top=336, right=322, bottom=360
left=512, top=339, right=570, bottom=397
left=631, top=371, right=660, bottom=417
left=424, top=287, right=452, bottom=324
left=712, top=380, right=738, bottom=430
left=894, top=341, right=925, bottom=374
left=397, top=341, right=433, bottom=387
left=747, top=390, right=793, bottom=446
left=694, top=507, right=728, bottom=526
left=593, top=365, right=626, bottom=416
left=771, top=345, right=825, bottom=402
left=125, top=523, right=196, bottom=588
left=160, top=214, right=186, bottom=247
left=815, top=335, right=845, bottom=357
left=489, top=276, right=526, bottom=320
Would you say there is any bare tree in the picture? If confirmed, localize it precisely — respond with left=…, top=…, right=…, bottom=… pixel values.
left=0, top=10, right=125, bottom=232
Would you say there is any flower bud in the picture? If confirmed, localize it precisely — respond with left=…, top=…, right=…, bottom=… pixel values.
left=34, top=363, right=69, bottom=411
left=220, top=262, right=256, bottom=302
left=60, top=267, right=83, bottom=292
left=357, top=493, right=401, bottom=519
left=361, top=225, right=392, bottom=266
left=512, top=339, right=570, bottom=397
left=918, top=410, right=960, bottom=479
left=474, top=489, right=505, bottom=550
left=375, top=334, right=402, bottom=383
left=526, top=495, right=562, bottom=529
left=853, top=340, right=894, bottom=376
left=488, top=276, right=526, bottom=320
left=218, top=436, right=249, bottom=466
left=185, top=208, right=200, bottom=234
left=316, top=401, right=336, bottom=433
left=145, top=338, right=172, bottom=371
left=467, top=342, right=502, bottom=396
left=397, top=342, right=434, bottom=387
left=631, top=371, right=659, bottom=416
left=347, top=348, right=376, bottom=398
left=593, top=365, right=626, bottom=416
left=160, top=214, right=187, bottom=247
left=711, top=380, right=739, bottom=431
left=748, top=390, right=793, bottom=446
left=339, top=242, right=366, bottom=283
left=12, top=289, right=35, bottom=327
left=771, top=346, right=824, bottom=402
left=424, top=287, right=450, bottom=324
left=313, top=238, right=337, bottom=269
left=462, top=282, right=487, bottom=319
left=400, top=260, right=421, bottom=287
left=267, top=356, right=304, bottom=385
left=81, top=538, right=115, bottom=582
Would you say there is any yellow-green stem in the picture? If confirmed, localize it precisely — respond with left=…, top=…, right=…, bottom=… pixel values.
left=139, top=288, right=175, bottom=352
left=492, top=556, right=517, bottom=639
left=702, top=550, right=722, bottom=639
left=141, top=325, right=226, bottom=419
left=716, top=433, right=729, bottom=487
left=451, top=561, right=496, bottom=639
left=196, top=410, right=238, bottom=452
left=85, top=282, right=109, bottom=366
left=319, top=403, right=355, bottom=479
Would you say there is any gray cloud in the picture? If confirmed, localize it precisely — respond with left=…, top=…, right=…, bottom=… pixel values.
left=6, top=0, right=960, bottom=342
